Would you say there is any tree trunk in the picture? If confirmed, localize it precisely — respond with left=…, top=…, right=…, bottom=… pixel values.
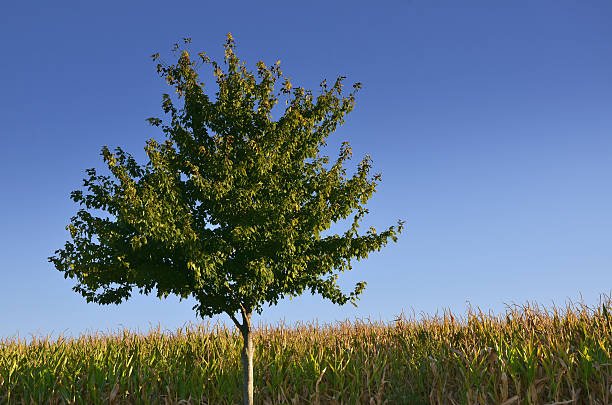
left=240, top=313, right=254, bottom=405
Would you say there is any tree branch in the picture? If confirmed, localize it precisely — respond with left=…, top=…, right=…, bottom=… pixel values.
left=227, top=312, right=242, bottom=329
left=225, top=281, right=247, bottom=315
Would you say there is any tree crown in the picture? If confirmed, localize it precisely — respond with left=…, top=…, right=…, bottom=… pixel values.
left=49, top=34, right=404, bottom=320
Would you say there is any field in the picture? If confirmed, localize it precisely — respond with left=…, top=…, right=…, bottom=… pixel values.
left=2, top=294, right=612, bottom=404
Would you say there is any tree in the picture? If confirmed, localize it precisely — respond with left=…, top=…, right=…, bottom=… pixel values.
left=49, top=34, right=404, bottom=405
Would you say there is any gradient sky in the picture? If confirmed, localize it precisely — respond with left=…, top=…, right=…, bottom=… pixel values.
left=1, top=1, right=611, bottom=341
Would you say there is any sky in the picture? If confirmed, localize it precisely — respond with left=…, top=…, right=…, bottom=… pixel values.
left=1, top=1, right=611, bottom=341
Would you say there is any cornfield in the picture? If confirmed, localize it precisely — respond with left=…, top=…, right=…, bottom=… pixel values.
left=2, top=293, right=612, bottom=404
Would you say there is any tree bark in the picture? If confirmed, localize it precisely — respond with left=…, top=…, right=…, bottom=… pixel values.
left=240, top=312, right=254, bottom=405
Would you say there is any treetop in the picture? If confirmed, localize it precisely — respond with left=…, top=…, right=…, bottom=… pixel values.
left=49, top=33, right=404, bottom=323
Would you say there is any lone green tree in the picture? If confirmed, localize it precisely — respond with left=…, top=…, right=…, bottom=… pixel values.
left=49, top=34, right=404, bottom=405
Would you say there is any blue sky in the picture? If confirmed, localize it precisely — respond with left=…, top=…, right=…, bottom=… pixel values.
left=1, top=1, right=611, bottom=340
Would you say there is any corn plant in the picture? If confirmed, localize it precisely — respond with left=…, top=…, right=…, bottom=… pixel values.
left=2, top=292, right=612, bottom=404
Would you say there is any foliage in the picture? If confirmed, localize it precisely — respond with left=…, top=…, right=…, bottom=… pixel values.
left=2, top=296, right=612, bottom=404
left=48, top=33, right=404, bottom=322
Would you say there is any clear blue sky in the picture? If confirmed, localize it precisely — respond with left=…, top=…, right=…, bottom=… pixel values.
left=1, top=1, right=611, bottom=340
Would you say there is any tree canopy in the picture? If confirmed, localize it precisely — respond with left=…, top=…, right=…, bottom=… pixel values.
left=49, top=33, right=404, bottom=326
